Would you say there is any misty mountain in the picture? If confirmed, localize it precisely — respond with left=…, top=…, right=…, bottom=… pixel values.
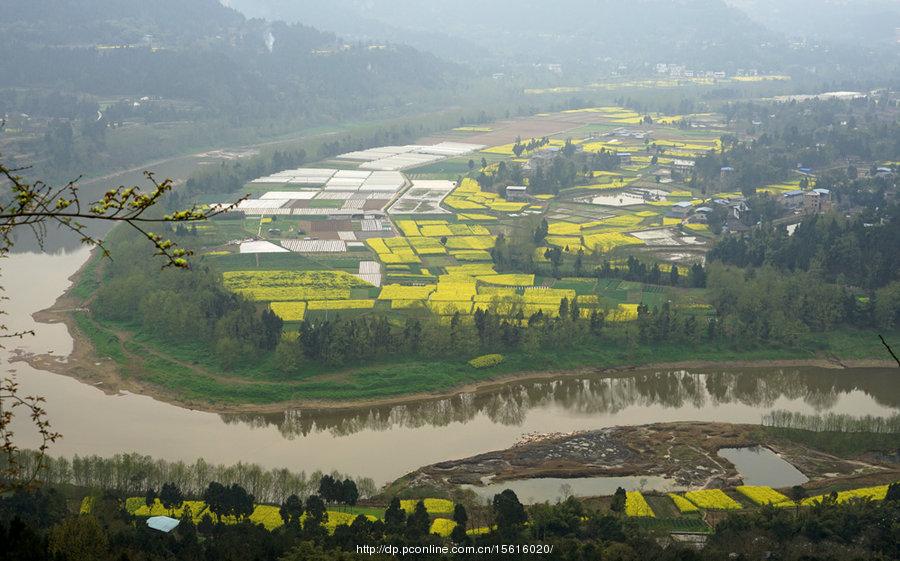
left=727, top=0, right=900, bottom=47
left=227, top=0, right=788, bottom=71
left=0, top=0, right=460, bottom=120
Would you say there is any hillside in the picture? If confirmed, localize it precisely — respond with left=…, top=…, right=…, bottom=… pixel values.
left=0, top=0, right=458, bottom=116
left=727, top=0, right=900, bottom=47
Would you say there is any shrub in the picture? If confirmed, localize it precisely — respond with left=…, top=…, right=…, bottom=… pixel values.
left=468, top=354, right=504, bottom=369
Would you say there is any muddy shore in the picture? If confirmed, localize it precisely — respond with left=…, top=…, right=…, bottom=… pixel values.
left=396, top=422, right=899, bottom=492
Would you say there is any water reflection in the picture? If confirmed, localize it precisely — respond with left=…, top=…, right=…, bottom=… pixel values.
left=718, top=447, right=809, bottom=487
left=4, top=250, right=899, bottom=485
left=222, top=368, right=899, bottom=439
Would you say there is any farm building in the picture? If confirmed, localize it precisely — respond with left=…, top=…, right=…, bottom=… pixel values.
left=239, top=240, right=288, bottom=254
left=506, top=185, right=528, bottom=201
left=668, top=201, right=694, bottom=217
left=618, top=152, right=633, bottom=165
left=691, top=206, right=713, bottom=223
left=781, top=190, right=805, bottom=210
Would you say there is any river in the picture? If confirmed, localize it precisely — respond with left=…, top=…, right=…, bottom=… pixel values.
left=3, top=250, right=898, bottom=485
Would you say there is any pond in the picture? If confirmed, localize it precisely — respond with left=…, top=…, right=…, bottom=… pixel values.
left=461, top=475, right=684, bottom=503
left=3, top=251, right=898, bottom=485
left=718, top=447, right=809, bottom=487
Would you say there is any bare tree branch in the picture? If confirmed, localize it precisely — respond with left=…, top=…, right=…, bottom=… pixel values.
left=0, top=156, right=243, bottom=488
left=1, top=162, right=245, bottom=268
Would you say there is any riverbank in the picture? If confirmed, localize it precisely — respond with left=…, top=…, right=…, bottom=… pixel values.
left=15, top=257, right=898, bottom=415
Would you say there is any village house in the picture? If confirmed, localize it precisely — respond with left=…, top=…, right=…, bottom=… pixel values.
left=671, top=159, right=694, bottom=175
left=730, top=200, right=750, bottom=220
left=804, top=188, right=832, bottom=214
left=528, top=146, right=561, bottom=168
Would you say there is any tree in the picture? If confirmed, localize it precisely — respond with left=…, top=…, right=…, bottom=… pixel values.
left=197, top=512, right=214, bottom=535
left=341, top=479, right=359, bottom=507
left=159, top=482, right=183, bottom=515
left=179, top=504, right=198, bottom=544
left=789, top=485, right=807, bottom=515
left=303, top=495, right=327, bottom=535
left=144, top=487, right=157, bottom=513
left=318, top=475, right=337, bottom=504
left=533, top=218, right=549, bottom=244
left=610, top=487, right=626, bottom=514
left=227, top=483, right=254, bottom=520
left=384, top=497, right=406, bottom=534
left=280, top=494, right=304, bottom=528
left=48, top=515, right=108, bottom=561
left=450, top=503, right=468, bottom=542
left=886, top=482, right=900, bottom=502
left=405, top=500, right=430, bottom=539
left=493, top=489, right=527, bottom=539
left=558, top=297, right=569, bottom=319
left=203, top=482, right=228, bottom=522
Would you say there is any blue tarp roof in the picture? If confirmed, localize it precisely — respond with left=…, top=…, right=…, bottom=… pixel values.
left=147, top=516, right=180, bottom=533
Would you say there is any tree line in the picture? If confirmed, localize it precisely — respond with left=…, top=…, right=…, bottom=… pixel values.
left=2, top=480, right=899, bottom=561
left=762, top=410, right=900, bottom=435
left=277, top=305, right=607, bottom=370
left=2, top=450, right=375, bottom=506
left=709, top=207, right=900, bottom=290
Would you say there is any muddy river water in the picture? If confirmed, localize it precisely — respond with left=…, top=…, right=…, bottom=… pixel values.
left=4, top=250, right=898, bottom=486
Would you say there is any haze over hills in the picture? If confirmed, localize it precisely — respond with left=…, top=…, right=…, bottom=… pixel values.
left=0, top=0, right=459, bottom=119
left=227, top=0, right=785, bottom=70
left=726, top=0, right=900, bottom=47
left=228, top=0, right=900, bottom=84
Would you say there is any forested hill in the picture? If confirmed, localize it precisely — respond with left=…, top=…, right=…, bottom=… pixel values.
left=0, top=0, right=460, bottom=120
